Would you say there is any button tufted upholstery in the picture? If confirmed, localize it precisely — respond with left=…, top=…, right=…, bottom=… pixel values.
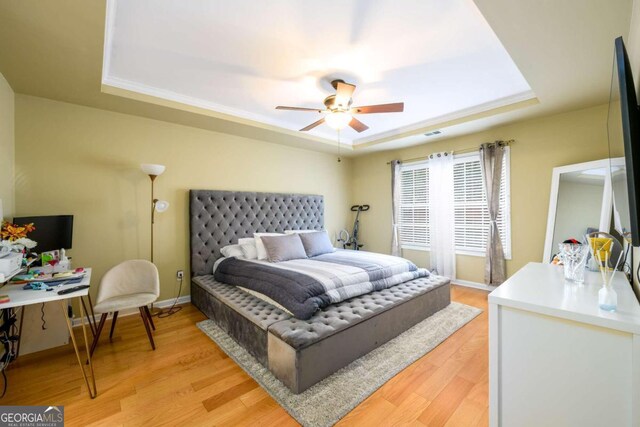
left=192, top=275, right=291, bottom=330
left=189, top=190, right=324, bottom=277
left=268, top=276, right=449, bottom=349
left=191, top=273, right=451, bottom=393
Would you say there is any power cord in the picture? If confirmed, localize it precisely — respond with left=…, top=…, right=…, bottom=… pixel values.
left=40, top=303, right=47, bottom=330
left=156, top=276, right=184, bottom=318
left=0, top=309, right=19, bottom=398
left=631, top=254, right=640, bottom=290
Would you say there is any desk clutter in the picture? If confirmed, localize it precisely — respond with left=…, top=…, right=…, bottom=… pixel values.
left=0, top=268, right=95, bottom=399
left=0, top=215, right=96, bottom=398
left=12, top=268, right=86, bottom=284
left=0, top=252, right=22, bottom=278
left=0, top=268, right=87, bottom=301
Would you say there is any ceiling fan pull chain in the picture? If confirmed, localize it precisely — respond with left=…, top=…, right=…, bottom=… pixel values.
left=337, top=129, right=342, bottom=163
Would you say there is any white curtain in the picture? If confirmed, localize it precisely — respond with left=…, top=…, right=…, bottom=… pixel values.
left=390, top=160, right=402, bottom=256
left=428, top=152, right=456, bottom=279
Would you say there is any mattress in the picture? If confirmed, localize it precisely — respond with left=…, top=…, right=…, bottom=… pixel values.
left=192, top=273, right=451, bottom=392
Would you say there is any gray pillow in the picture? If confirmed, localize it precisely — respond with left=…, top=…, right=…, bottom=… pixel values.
left=299, top=231, right=335, bottom=257
left=261, top=234, right=308, bottom=263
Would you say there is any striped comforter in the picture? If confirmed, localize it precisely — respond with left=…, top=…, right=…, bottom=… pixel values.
left=214, top=250, right=429, bottom=319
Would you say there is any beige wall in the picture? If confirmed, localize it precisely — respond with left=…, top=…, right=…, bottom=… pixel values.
left=352, top=104, right=613, bottom=283
left=0, top=72, right=14, bottom=220
left=14, top=95, right=352, bottom=301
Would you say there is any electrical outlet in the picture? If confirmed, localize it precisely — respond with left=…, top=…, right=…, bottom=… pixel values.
left=176, top=270, right=184, bottom=280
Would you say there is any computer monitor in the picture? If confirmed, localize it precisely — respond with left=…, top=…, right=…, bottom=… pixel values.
left=12, top=215, right=73, bottom=253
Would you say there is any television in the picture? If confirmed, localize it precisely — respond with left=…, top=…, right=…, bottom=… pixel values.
left=608, top=37, right=640, bottom=246
left=12, top=215, right=73, bottom=253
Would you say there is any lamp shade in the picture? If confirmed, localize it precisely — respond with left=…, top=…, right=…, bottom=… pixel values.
left=325, top=112, right=352, bottom=130
left=141, top=163, right=166, bottom=176
left=154, top=200, right=170, bottom=213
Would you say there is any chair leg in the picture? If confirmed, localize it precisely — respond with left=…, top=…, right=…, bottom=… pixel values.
left=139, top=307, right=155, bottom=351
left=109, top=311, right=119, bottom=341
left=144, top=306, right=155, bottom=331
left=89, top=313, right=108, bottom=357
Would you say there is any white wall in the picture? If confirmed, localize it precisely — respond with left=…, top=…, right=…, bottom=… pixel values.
left=552, top=179, right=604, bottom=255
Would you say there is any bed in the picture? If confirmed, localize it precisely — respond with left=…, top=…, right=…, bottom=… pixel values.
left=190, top=190, right=451, bottom=393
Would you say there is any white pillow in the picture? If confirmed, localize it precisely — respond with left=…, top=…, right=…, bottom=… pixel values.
left=284, top=229, right=321, bottom=234
left=220, top=244, right=244, bottom=258
left=254, top=233, right=284, bottom=260
left=237, top=237, right=258, bottom=259
left=240, top=243, right=258, bottom=259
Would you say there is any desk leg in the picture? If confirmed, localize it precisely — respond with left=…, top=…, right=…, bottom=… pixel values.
left=61, top=299, right=97, bottom=399
left=15, top=306, right=25, bottom=358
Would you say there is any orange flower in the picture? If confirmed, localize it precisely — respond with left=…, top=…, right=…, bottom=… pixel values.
left=0, top=221, right=36, bottom=241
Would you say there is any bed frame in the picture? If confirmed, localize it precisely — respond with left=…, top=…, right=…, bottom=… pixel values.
left=189, top=189, right=450, bottom=393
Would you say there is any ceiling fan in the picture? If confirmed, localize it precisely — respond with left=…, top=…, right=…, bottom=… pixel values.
left=275, top=79, right=404, bottom=133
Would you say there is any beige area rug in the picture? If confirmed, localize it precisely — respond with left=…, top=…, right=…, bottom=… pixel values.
left=197, top=302, right=482, bottom=427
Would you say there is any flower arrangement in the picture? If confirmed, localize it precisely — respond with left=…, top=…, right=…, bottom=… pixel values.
left=0, top=221, right=37, bottom=251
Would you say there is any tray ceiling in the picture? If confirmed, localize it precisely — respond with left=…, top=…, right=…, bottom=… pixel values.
left=102, top=0, right=534, bottom=146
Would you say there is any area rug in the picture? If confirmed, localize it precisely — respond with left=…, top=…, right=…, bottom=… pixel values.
left=196, top=302, right=481, bottom=427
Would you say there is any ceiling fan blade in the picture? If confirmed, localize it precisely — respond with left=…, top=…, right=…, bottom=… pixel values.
left=351, top=102, right=404, bottom=114
left=300, top=118, right=325, bottom=131
left=334, top=82, right=356, bottom=107
left=276, top=106, right=323, bottom=112
left=349, top=117, right=369, bottom=133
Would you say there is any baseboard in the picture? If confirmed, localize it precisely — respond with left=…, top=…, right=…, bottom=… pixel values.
left=71, top=295, right=191, bottom=328
left=451, top=279, right=496, bottom=292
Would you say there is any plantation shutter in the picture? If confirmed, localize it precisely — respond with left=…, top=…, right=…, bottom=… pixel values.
left=397, top=151, right=510, bottom=256
left=453, top=153, right=510, bottom=256
left=398, top=164, right=430, bottom=248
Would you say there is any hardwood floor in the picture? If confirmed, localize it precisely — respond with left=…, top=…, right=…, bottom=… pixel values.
left=2, top=285, right=489, bottom=426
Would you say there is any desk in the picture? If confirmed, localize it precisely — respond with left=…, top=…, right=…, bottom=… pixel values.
left=0, top=269, right=97, bottom=398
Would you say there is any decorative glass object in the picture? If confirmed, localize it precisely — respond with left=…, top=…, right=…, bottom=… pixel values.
left=558, top=243, right=589, bottom=283
left=587, top=232, right=624, bottom=312
left=598, top=285, right=618, bottom=312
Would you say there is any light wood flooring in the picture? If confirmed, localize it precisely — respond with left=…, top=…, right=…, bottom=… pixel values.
left=2, top=285, right=489, bottom=426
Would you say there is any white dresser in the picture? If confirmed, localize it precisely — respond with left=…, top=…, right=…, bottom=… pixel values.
left=489, top=262, right=640, bottom=427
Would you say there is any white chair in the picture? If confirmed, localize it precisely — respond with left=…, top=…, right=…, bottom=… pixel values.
left=90, top=260, right=160, bottom=356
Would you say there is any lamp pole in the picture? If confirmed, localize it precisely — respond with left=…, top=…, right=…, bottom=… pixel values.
left=149, top=174, right=157, bottom=263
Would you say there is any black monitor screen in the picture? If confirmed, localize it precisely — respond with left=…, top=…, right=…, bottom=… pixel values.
left=12, top=215, right=73, bottom=252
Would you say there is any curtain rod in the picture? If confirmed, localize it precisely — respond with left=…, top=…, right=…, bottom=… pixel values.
left=385, top=139, right=515, bottom=165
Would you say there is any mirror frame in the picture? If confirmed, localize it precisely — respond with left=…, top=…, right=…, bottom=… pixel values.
left=542, top=157, right=625, bottom=263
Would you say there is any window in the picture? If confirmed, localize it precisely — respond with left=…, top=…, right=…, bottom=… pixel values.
left=453, top=151, right=511, bottom=258
left=398, top=163, right=429, bottom=249
left=398, top=149, right=511, bottom=258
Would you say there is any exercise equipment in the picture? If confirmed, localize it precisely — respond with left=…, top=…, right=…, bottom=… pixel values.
left=338, top=205, right=370, bottom=250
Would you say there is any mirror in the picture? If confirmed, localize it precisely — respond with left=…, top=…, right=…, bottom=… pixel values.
left=543, top=158, right=625, bottom=262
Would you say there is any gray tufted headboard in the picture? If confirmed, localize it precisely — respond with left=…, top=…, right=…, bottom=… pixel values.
left=189, top=190, right=324, bottom=276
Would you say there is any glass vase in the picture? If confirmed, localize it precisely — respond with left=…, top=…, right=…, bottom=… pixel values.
left=558, top=243, right=589, bottom=283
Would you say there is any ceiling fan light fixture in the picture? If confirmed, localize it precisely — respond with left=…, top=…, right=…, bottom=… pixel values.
left=325, top=111, right=352, bottom=130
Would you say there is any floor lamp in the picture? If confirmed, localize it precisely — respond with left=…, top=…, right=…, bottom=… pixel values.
left=140, top=164, right=169, bottom=262
left=141, top=164, right=169, bottom=314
